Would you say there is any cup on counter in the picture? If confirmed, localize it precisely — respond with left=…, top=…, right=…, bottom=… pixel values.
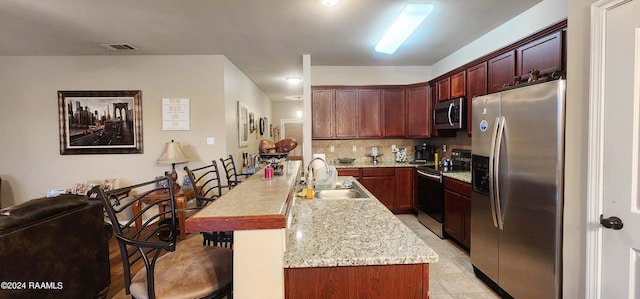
left=265, top=166, right=274, bottom=179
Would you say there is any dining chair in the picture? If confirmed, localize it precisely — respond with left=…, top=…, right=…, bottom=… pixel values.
left=90, top=173, right=233, bottom=299
left=184, top=161, right=233, bottom=248
left=220, top=154, right=250, bottom=189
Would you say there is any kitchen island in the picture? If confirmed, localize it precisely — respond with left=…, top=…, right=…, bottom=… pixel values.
left=285, top=177, right=438, bottom=298
left=185, top=160, right=438, bottom=299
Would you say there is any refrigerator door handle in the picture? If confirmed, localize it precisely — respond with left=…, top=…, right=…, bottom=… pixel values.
left=488, top=117, right=500, bottom=228
left=448, top=102, right=454, bottom=127
left=494, top=116, right=506, bottom=230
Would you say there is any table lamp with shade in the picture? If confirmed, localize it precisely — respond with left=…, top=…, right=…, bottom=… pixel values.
left=157, top=140, right=189, bottom=191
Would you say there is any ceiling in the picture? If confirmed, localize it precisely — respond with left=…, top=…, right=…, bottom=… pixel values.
left=0, top=0, right=541, bottom=102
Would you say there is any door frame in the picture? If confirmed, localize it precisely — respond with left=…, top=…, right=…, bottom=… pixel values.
left=280, top=118, right=304, bottom=140
left=586, top=0, right=633, bottom=298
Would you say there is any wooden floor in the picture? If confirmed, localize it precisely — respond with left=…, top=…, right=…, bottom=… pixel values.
left=107, top=233, right=140, bottom=298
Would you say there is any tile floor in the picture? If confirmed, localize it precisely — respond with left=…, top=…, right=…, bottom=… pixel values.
left=396, top=214, right=500, bottom=299
left=112, top=215, right=500, bottom=298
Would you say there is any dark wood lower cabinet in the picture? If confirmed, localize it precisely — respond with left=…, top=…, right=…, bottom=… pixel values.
left=361, top=176, right=396, bottom=210
left=285, top=264, right=430, bottom=299
left=395, top=168, right=414, bottom=213
left=336, top=168, right=361, bottom=181
left=443, top=178, right=471, bottom=250
left=338, top=167, right=414, bottom=213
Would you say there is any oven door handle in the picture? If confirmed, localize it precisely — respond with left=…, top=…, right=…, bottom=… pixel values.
left=417, top=170, right=442, bottom=183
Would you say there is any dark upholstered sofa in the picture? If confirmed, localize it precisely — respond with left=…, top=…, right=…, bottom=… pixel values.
left=0, top=194, right=111, bottom=299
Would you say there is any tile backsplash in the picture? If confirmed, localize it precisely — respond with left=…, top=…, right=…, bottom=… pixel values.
left=312, top=134, right=471, bottom=163
left=313, top=139, right=427, bottom=163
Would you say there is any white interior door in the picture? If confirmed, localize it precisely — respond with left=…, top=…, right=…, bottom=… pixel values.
left=281, top=119, right=303, bottom=160
left=589, top=0, right=640, bottom=298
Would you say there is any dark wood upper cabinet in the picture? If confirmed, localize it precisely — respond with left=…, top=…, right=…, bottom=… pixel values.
left=516, top=31, right=563, bottom=78
left=466, top=62, right=487, bottom=137
left=311, top=89, right=334, bottom=139
left=406, top=84, right=431, bottom=137
left=430, top=87, right=439, bottom=137
left=436, top=77, right=450, bottom=102
left=466, top=62, right=488, bottom=99
left=487, top=50, right=515, bottom=94
left=357, top=89, right=383, bottom=137
left=382, top=88, right=406, bottom=137
left=450, top=71, right=466, bottom=98
left=335, top=89, right=357, bottom=138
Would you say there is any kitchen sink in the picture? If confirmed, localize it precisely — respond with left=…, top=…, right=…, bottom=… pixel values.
left=314, top=189, right=367, bottom=199
left=314, top=182, right=369, bottom=199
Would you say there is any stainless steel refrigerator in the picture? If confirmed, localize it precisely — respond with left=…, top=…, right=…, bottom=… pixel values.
left=471, top=79, right=565, bottom=299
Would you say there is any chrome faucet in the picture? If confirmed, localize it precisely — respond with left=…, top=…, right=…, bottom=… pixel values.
left=307, top=157, right=330, bottom=175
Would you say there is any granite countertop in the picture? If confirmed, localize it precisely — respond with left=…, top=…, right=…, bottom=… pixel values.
left=332, top=160, right=472, bottom=184
left=283, top=177, right=439, bottom=268
left=443, top=171, right=471, bottom=183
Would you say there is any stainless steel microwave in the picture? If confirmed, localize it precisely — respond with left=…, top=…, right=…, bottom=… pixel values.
left=433, top=97, right=466, bottom=130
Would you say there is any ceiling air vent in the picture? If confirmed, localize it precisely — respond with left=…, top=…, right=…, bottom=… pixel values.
left=97, top=43, right=139, bottom=51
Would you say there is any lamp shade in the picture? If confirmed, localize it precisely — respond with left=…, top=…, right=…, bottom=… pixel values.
left=157, top=140, right=189, bottom=164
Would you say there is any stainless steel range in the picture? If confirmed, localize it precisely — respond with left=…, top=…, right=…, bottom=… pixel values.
left=415, top=148, right=471, bottom=238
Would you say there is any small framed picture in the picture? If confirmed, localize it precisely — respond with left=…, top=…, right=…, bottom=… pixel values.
left=47, top=189, right=67, bottom=197
left=156, top=176, right=169, bottom=188
left=103, top=179, right=116, bottom=191
left=74, top=183, right=87, bottom=195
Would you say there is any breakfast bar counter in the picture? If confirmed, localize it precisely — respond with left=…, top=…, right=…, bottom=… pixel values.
left=185, top=160, right=302, bottom=299
left=186, top=161, right=439, bottom=299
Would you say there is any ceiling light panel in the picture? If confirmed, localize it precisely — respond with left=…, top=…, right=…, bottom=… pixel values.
left=286, top=77, right=302, bottom=84
left=319, top=0, right=339, bottom=6
left=375, top=3, right=434, bottom=55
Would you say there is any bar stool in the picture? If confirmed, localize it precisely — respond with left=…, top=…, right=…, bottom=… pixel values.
left=91, top=173, right=233, bottom=299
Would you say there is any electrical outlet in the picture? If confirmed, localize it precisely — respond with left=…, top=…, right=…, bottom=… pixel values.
left=330, top=145, right=335, bottom=152
left=443, top=144, right=447, bottom=152
left=206, top=137, right=215, bottom=145
left=352, top=145, right=357, bottom=152
left=391, top=144, right=397, bottom=152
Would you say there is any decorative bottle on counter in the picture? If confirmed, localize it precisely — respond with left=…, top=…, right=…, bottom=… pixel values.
left=395, top=148, right=407, bottom=163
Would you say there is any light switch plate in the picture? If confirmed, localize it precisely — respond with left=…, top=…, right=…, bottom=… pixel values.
left=207, top=137, right=215, bottom=145
left=352, top=145, right=357, bottom=152
left=330, top=145, right=335, bottom=152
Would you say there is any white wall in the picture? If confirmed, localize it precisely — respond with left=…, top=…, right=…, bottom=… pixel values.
left=431, top=0, right=568, bottom=77
left=563, top=0, right=593, bottom=297
left=223, top=58, right=272, bottom=163
left=0, top=55, right=269, bottom=206
left=311, top=66, right=432, bottom=86
left=271, top=101, right=303, bottom=127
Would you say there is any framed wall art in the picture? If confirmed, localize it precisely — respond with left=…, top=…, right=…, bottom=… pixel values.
left=58, top=90, right=143, bottom=155
left=248, top=112, right=256, bottom=133
left=259, top=116, right=270, bottom=138
left=238, top=101, right=249, bottom=147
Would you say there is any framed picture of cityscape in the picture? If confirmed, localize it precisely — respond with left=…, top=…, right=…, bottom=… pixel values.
left=58, top=90, right=143, bottom=155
